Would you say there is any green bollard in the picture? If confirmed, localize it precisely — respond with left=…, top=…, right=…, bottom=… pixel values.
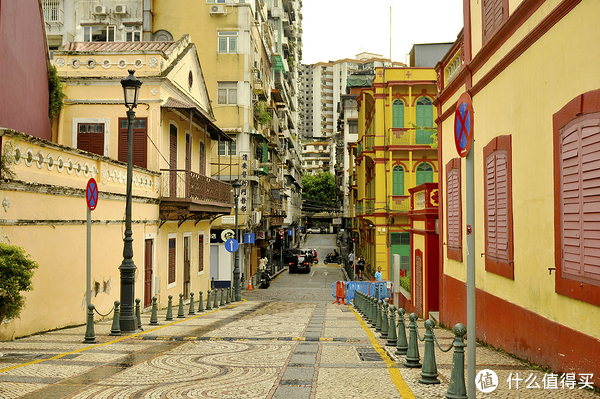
left=404, top=313, right=422, bottom=368
left=395, top=308, right=409, bottom=356
left=376, top=299, right=383, bottom=332
left=369, top=297, right=377, bottom=327
left=150, top=297, right=158, bottom=325
left=386, top=305, right=397, bottom=346
left=206, top=290, right=212, bottom=310
left=213, top=288, right=219, bottom=308
left=220, top=288, right=225, bottom=306
left=419, top=319, right=440, bottom=384
left=84, top=304, right=97, bottom=343
left=198, top=291, right=204, bottom=312
left=189, top=292, right=196, bottom=315
left=177, top=293, right=185, bottom=318
left=166, top=295, right=173, bottom=321
left=381, top=299, right=389, bottom=339
left=110, top=301, right=121, bottom=336
left=135, top=298, right=143, bottom=331
left=226, top=287, right=231, bottom=304
left=446, top=323, right=467, bottom=399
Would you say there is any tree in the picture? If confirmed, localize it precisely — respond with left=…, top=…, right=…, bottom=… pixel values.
left=0, top=244, right=39, bottom=324
left=302, top=171, right=338, bottom=213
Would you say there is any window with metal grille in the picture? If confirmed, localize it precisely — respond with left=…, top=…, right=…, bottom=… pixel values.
left=484, top=135, right=513, bottom=279
left=168, top=238, right=176, bottom=284
left=390, top=232, right=410, bottom=246
left=217, top=82, right=237, bottom=105
left=446, top=158, right=462, bottom=262
left=218, top=32, right=238, bottom=54
left=77, top=123, right=104, bottom=156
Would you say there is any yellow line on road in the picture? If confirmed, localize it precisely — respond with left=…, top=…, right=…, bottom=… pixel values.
left=349, top=304, right=416, bottom=399
left=0, top=300, right=246, bottom=374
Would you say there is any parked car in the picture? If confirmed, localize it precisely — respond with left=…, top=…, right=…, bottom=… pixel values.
left=307, top=227, right=321, bottom=234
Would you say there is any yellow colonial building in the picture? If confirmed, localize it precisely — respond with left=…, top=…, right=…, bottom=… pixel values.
left=350, top=65, right=439, bottom=316
left=436, top=0, right=600, bottom=386
left=0, top=35, right=233, bottom=339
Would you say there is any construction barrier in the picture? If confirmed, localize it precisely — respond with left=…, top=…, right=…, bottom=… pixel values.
left=332, top=281, right=346, bottom=304
left=332, top=281, right=392, bottom=304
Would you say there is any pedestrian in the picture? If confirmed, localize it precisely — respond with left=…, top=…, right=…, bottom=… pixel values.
left=357, top=256, right=365, bottom=280
left=348, top=251, right=355, bottom=277
left=375, top=266, right=382, bottom=282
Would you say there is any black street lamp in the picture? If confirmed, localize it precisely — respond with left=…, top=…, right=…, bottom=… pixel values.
left=232, top=179, right=241, bottom=301
left=119, top=70, right=142, bottom=332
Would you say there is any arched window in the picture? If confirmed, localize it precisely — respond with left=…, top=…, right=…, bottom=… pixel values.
left=392, top=99, right=404, bottom=128
left=416, top=162, right=434, bottom=186
left=416, top=97, right=434, bottom=144
left=393, top=165, right=404, bottom=195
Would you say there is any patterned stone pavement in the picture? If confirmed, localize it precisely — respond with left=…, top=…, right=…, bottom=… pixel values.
left=1, top=274, right=599, bottom=398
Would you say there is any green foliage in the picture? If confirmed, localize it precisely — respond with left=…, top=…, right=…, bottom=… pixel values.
left=409, top=122, right=438, bottom=149
left=48, top=65, right=66, bottom=120
left=302, top=171, right=337, bottom=207
left=0, top=244, right=39, bottom=324
left=253, top=101, right=272, bottom=126
left=399, top=274, right=411, bottom=293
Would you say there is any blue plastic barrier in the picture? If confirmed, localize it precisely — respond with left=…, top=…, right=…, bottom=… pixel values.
left=340, top=281, right=392, bottom=304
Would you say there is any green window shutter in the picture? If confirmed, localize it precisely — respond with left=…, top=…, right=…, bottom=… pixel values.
left=393, top=165, right=404, bottom=195
left=416, top=163, right=433, bottom=185
left=392, top=100, right=404, bottom=128
left=416, top=97, right=433, bottom=144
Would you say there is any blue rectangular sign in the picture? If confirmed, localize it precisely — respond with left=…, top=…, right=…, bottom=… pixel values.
left=244, top=233, right=255, bottom=244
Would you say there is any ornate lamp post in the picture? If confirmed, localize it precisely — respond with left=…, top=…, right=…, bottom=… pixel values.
left=232, top=179, right=241, bottom=301
left=119, top=70, right=142, bottom=332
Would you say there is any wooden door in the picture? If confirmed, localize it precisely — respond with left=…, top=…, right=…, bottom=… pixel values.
left=183, top=236, right=191, bottom=298
left=144, top=239, right=153, bottom=307
left=169, top=125, right=177, bottom=197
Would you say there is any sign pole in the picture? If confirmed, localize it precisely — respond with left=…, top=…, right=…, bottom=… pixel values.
left=466, top=148, right=475, bottom=399
left=86, top=206, right=91, bottom=311
left=454, top=93, right=475, bottom=398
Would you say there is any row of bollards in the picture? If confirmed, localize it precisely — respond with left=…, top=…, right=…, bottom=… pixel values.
left=84, top=286, right=238, bottom=345
left=353, top=290, right=467, bottom=399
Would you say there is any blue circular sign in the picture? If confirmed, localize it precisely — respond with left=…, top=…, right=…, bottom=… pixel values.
left=454, top=92, right=474, bottom=158
left=225, top=238, right=239, bottom=253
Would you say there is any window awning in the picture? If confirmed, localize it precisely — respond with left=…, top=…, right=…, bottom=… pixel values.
left=162, top=97, right=232, bottom=141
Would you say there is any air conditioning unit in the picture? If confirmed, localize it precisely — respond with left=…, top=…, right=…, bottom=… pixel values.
left=114, top=4, right=127, bottom=14
left=209, top=4, right=226, bottom=15
left=252, top=211, right=262, bottom=225
left=93, top=5, right=107, bottom=15
left=251, top=159, right=260, bottom=170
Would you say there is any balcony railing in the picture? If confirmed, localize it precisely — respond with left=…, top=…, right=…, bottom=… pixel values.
left=364, top=135, right=375, bottom=151
left=389, top=195, right=410, bottom=213
left=389, top=128, right=434, bottom=146
left=160, top=169, right=232, bottom=206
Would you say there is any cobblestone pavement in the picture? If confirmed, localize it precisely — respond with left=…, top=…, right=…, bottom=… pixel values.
left=0, top=266, right=599, bottom=398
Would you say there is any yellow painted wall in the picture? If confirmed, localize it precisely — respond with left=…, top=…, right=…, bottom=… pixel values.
left=440, top=1, right=600, bottom=339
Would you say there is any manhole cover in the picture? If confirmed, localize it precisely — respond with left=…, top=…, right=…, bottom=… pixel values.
left=356, top=347, right=385, bottom=361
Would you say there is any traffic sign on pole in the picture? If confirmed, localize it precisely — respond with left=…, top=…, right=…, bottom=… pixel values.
left=225, top=238, right=239, bottom=253
left=86, top=178, right=99, bottom=211
left=454, top=92, right=474, bottom=158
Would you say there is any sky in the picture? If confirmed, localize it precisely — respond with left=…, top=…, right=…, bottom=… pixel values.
left=300, top=0, right=464, bottom=65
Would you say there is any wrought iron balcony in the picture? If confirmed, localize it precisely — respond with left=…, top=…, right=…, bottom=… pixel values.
left=159, top=169, right=232, bottom=223
left=389, top=127, right=435, bottom=146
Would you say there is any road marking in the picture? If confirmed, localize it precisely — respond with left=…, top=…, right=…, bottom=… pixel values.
left=311, top=271, right=316, bottom=277
left=349, top=304, right=416, bottom=399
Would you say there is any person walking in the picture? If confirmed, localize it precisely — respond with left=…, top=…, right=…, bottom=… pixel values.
left=357, top=256, right=365, bottom=280
left=374, top=266, right=382, bottom=282
left=348, top=251, right=355, bottom=278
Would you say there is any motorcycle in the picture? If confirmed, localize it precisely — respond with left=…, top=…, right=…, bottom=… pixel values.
left=259, top=269, right=271, bottom=289
left=324, top=252, right=342, bottom=264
